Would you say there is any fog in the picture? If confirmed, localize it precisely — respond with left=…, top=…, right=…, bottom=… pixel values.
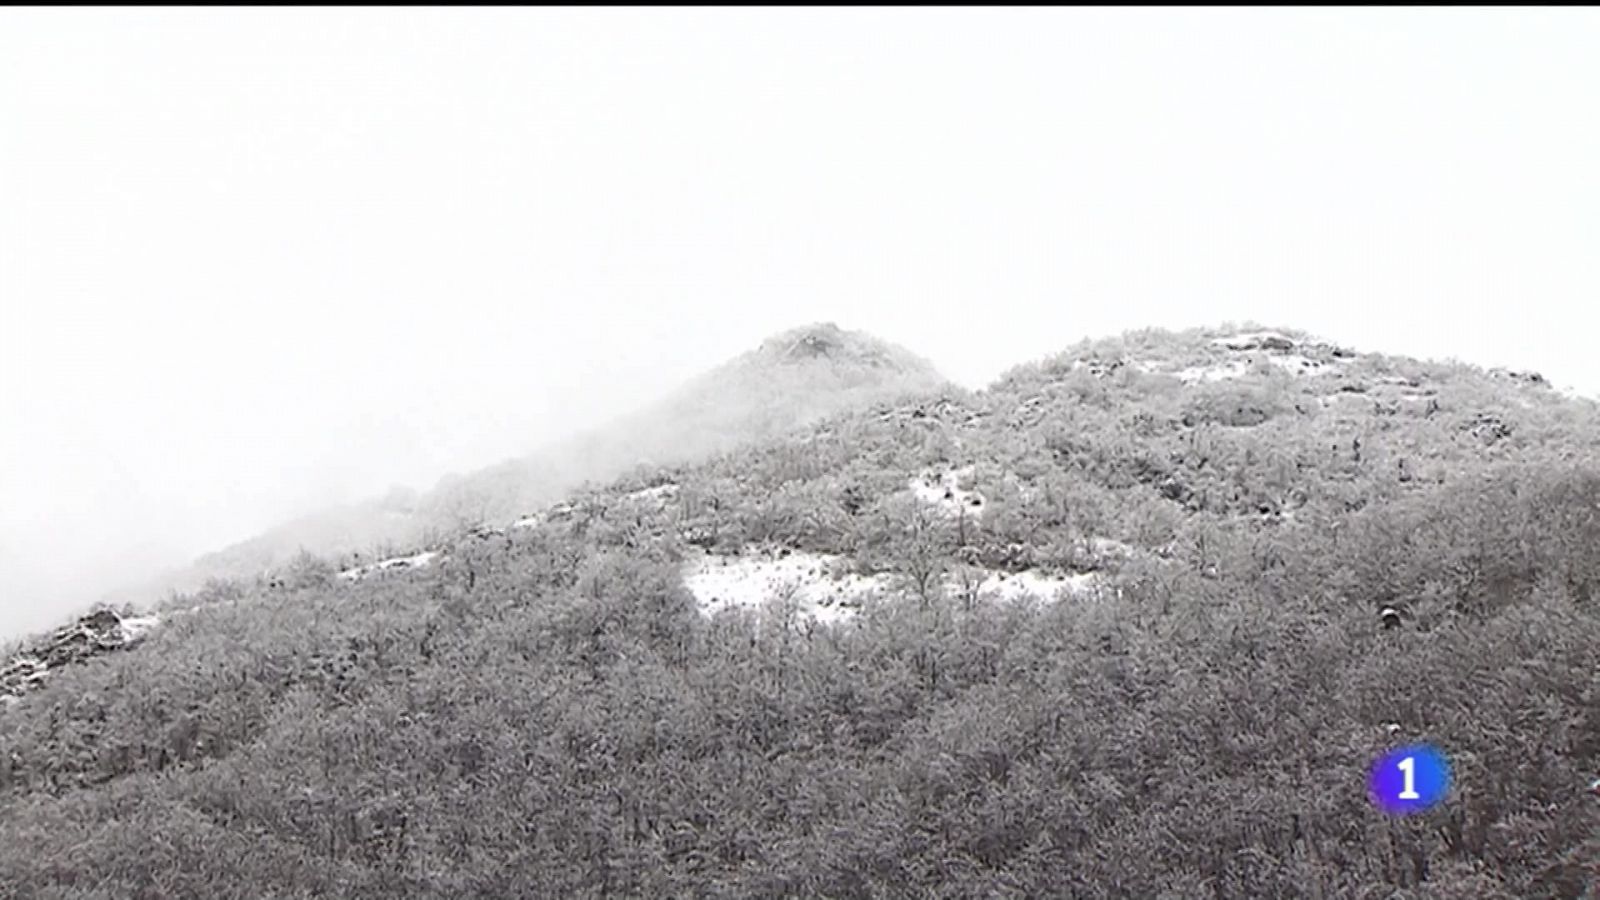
left=2, top=8, right=1597, bottom=639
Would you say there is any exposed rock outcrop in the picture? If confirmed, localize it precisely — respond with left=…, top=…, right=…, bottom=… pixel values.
left=876, top=397, right=982, bottom=428
left=1462, top=412, right=1514, bottom=445
left=0, top=608, right=158, bottom=705
left=1213, top=332, right=1299, bottom=353
left=1488, top=367, right=1548, bottom=387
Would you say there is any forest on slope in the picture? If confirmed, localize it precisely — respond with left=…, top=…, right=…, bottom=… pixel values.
left=1, top=325, right=1597, bottom=899
left=104, top=323, right=947, bottom=609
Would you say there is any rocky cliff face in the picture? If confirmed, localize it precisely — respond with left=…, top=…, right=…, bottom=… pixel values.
left=0, top=608, right=159, bottom=705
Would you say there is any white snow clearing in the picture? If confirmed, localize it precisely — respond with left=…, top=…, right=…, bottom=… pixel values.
left=623, top=484, right=679, bottom=504
left=682, top=547, right=1104, bottom=624
left=955, top=568, right=1099, bottom=604
left=338, top=550, right=439, bottom=581
left=1173, top=360, right=1252, bottom=383
left=118, top=615, right=162, bottom=643
left=1175, top=350, right=1343, bottom=384
left=684, top=550, right=890, bottom=624
left=909, top=466, right=985, bottom=516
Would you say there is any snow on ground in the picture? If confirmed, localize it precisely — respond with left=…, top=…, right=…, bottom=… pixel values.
left=909, top=466, right=985, bottom=516
left=1070, top=358, right=1154, bottom=377
left=1173, top=359, right=1253, bottom=383
left=118, top=615, right=161, bottom=643
left=1176, top=349, right=1345, bottom=384
left=682, top=547, right=1105, bottom=624
left=1088, top=537, right=1138, bottom=560
left=1266, top=354, right=1332, bottom=376
left=338, top=550, right=439, bottom=581
left=1319, top=392, right=1369, bottom=409
left=684, top=550, right=891, bottom=624
left=963, top=569, right=1099, bottom=604
left=624, top=484, right=679, bottom=504
left=1376, top=375, right=1420, bottom=388
left=512, top=501, right=579, bottom=530
left=1210, top=331, right=1297, bottom=351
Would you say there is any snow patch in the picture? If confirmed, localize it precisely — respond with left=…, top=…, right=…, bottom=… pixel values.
left=118, top=615, right=161, bottom=643
left=512, top=501, right=580, bottom=530
left=1211, top=331, right=1297, bottom=352
left=964, top=569, right=1099, bottom=604
left=1088, top=537, right=1138, bottom=560
left=682, top=547, right=1105, bottom=624
left=625, top=484, right=680, bottom=504
left=1174, top=360, right=1253, bottom=383
left=1177, top=351, right=1344, bottom=384
left=1070, top=358, right=1153, bottom=378
left=338, top=550, right=439, bottom=581
left=1267, top=354, right=1332, bottom=376
left=1376, top=375, right=1421, bottom=388
left=683, top=550, right=890, bottom=624
left=1319, top=393, right=1369, bottom=409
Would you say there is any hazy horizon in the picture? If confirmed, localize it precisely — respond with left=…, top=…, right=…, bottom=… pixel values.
left=5, top=8, right=1599, bottom=638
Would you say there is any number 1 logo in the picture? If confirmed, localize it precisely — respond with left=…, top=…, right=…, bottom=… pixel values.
left=1397, top=755, right=1420, bottom=800
left=1370, top=744, right=1450, bottom=815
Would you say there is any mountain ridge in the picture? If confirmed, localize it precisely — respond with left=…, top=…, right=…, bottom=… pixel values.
left=3, top=322, right=1596, bottom=898
left=97, top=322, right=950, bottom=612
left=50, top=320, right=1600, bottom=639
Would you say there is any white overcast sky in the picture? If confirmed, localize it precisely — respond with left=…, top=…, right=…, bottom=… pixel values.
left=3, top=8, right=1598, bottom=636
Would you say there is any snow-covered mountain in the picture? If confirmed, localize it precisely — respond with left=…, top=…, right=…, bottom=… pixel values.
left=4, top=323, right=1598, bottom=898
left=102, top=323, right=949, bottom=609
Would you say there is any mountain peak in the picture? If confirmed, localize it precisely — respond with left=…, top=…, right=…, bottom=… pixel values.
left=776, top=322, right=847, bottom=360
left=753, top=322, right=935, bottom=373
